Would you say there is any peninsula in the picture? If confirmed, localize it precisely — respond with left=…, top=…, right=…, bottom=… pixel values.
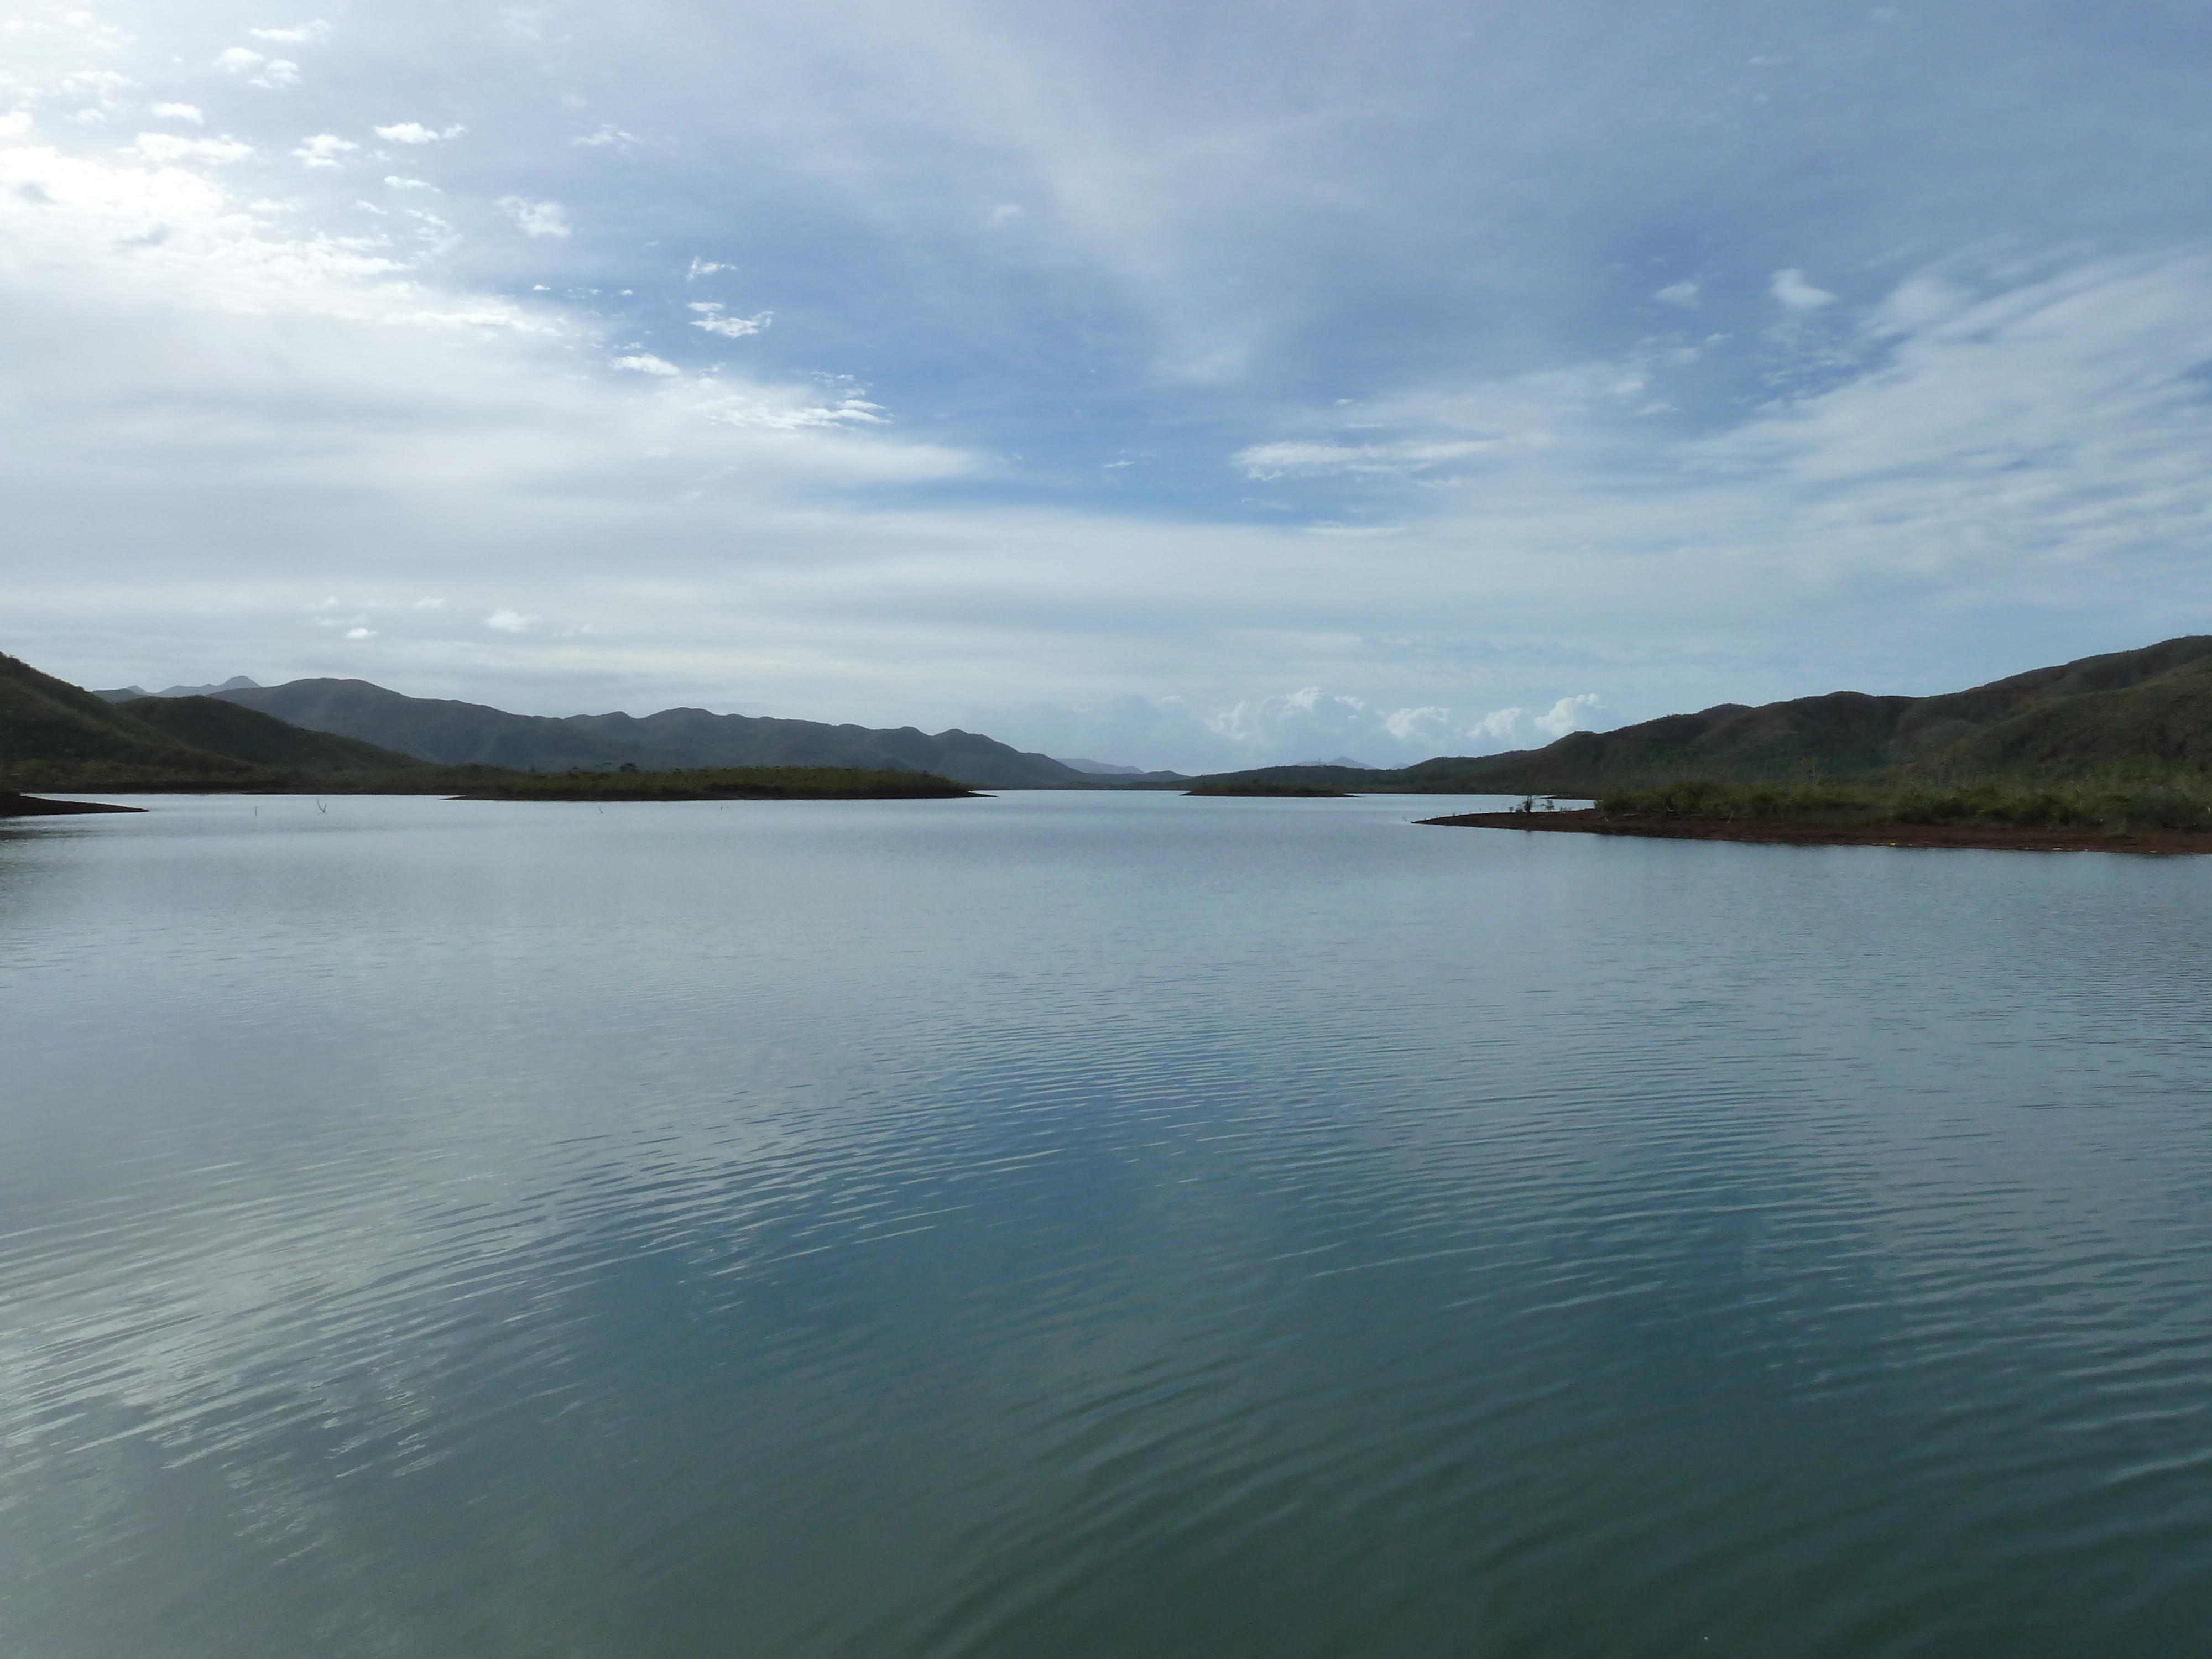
left=1418, top=796, right=2212, bottom=855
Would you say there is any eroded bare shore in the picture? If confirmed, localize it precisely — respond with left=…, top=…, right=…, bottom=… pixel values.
left=1417, top=807, right=2212, bottom=855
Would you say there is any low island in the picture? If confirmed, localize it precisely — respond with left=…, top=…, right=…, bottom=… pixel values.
left=1185, top=780, right=1355, bottom=798
left=451, top=766, right=979, bottom=801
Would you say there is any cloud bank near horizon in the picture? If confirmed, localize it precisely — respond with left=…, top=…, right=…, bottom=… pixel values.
left=4, top=0, right=2210, bottom=771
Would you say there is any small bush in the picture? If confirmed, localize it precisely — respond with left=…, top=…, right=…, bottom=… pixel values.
left=1599, top=775, right=2212, bottom=831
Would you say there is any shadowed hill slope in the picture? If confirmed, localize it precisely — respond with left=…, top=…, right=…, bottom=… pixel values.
left=213, top=679, right=1094, bottom=787
left=119, top=696, right=434, bottom=773
left=0, top=652, right=252, bottom=778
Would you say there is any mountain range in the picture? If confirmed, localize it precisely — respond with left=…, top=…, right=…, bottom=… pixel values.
left=87, top=677, right=1185, bottom=787
left=11, top=635, right=2211, bottom=797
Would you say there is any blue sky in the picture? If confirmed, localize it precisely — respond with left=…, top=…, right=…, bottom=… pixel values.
left=4, top=0, right=2211, bottom=770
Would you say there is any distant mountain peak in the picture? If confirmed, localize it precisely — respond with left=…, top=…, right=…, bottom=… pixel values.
left=1054, top=756, right=1146, bottom=775
left=96, top=675, right=263, bottom=702
left=156, top=675, right=262, bottom=697
left=210, top=676, right=1098, bottom=787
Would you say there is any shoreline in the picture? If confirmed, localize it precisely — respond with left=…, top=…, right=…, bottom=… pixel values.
left=1416, top=807, right=2212, bottom=855
left=0, top=792, right=148, bottom=817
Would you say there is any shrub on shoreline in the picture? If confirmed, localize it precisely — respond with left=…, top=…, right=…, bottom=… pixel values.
left=1598, top=776, right=2212, bottom=831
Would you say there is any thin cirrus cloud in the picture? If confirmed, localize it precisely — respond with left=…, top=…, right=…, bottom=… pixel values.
left=2, top=0, right=2210, bottom=772
left=248, top=22, right=332, bottom=45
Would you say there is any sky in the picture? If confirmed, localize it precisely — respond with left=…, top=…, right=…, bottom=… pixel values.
left=4, top=0, right=2211, bottom=771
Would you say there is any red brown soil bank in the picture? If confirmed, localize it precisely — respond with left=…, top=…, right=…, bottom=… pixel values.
left=1416, top=807, right=2212, bottom=855
left=0, top=792, right=147, bottom=817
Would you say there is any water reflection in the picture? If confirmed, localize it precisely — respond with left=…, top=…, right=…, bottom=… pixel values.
left=2, top=794, right=2208, bottom=1657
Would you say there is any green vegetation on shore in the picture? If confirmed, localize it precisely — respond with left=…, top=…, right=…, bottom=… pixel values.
left=1597, top=778, right=2212, bottom=832
left=16, top=633, right=2212, bottom=811
left=1183, top=780, right=1355, bottom=797
left=456, top=766, right=974, bottom=800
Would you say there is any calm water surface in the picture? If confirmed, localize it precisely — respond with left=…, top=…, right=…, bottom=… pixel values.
left=3, top=791, right=2209, bottom=1657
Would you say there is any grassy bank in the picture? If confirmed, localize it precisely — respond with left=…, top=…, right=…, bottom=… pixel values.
left=1598, top=776, right=2212, bottom=832
left=454, top=766, right=976, bottom=800
left=1185, top=780, right=1355, bottom=798
left=0, top=760, right=977, bottom=801
left=0, top=759, right=508, bottom=794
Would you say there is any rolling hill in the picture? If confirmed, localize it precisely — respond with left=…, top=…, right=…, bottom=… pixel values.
left=118, top=695, right=432, bottom=774
left=30, top=634, right=2212, bottom=799
left=1178, top=637, right=2212, bottom=795
left=1, top=652, right=255, bottom=780
left=203, top=677, right=1113, bottom=787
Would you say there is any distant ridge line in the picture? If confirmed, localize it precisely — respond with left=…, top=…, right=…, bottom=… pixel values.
left=178, top=676, right=1187, bottom=789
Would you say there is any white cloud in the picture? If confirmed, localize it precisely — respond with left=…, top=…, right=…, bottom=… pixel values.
left=686, top=258, right=728, bottom=280
left=485, top=609, right=540, bottom=633
left=498, top=196, right=570, bottom=238
left=984, top=202, right=1023, bottom=228
left=374, top=122, right=463, bottom=144
left=1382, top=705, right=1452, bottom=743
left=612, top=353, right=680, bottom=375
left=1536, top=693, right=1603, bottom=736
left=8, top=3, right=2212, bottom=758
left=343, top=625, right=374, bottom=638
left=1202, top=686, right=1469, bottom=764
left=690, top=383, right=889, bottom=428
left=989, top=685, right=1541, bottom=772
left=291, top=134, right=358, bottom=169
left=0, top=112, right=31, bottom=139
left=413, top=597, right=445, bottom=609
left=1233, top=437, right=1506, bottom=479
left=1473, top=695, right=1603, bottom=745
left=688, top=302, right=770, bottom=339
left=62, top=70, right=138, bottom=100
left=573, top=124, right=639, bottom=149
left=1653, top=280, right=1700, bottom=308
left=150, top=103, right=204, bottom=124
left=247, top=22, right=331, bottom=44
left=1770, top=267, right=1837, bottom=311
left=212, top=48, right=301, bottom=90
left=131, top=133, right=256, bottom=165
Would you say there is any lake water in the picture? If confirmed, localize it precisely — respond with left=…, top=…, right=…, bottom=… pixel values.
left=3, top=790, right=2209, bottom=1657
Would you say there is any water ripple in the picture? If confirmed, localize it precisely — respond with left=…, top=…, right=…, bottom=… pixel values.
left=3, top=794, right=2210, bottom=1656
